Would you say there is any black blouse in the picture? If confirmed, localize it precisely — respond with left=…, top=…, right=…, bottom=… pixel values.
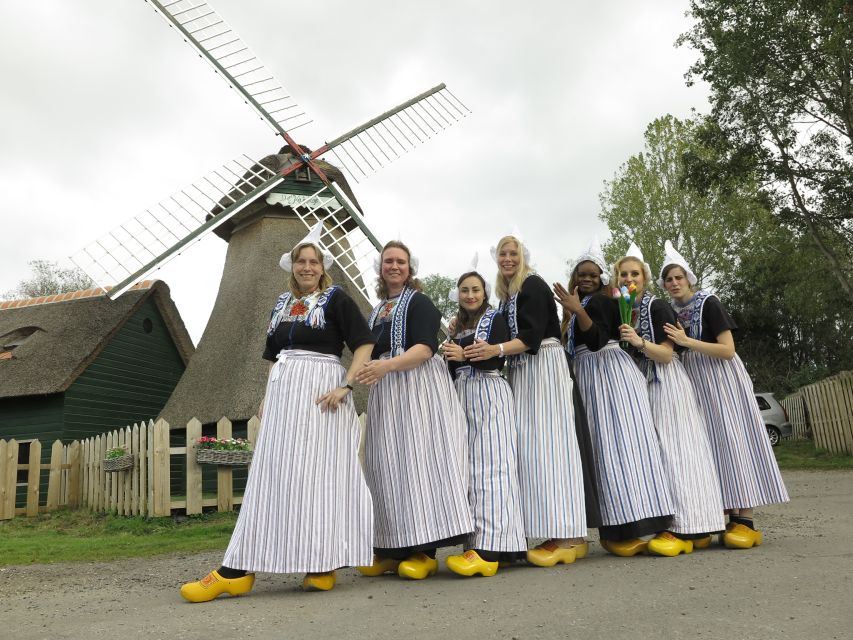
left=575, top=293, right=620, bottom=352
left=510, top=274, right=561, bottom=354
left=696, top=296, right=738, bottom=343
left=370, top=291, right=441, bottom=359
left=448, top=311, right=510, bottom=379
left=650, top=299, right=677, bottom=346
left=263, top=288, right=375, bottom=361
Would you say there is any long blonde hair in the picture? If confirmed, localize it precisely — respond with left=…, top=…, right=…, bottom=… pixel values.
left=494, top=235, right=532, bottom=301
left=287, top=244, right=332, bottom=297
left=375, top=240, right=423, bottom=299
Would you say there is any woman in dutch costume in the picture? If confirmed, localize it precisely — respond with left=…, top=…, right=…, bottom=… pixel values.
left=660, top=241, right=788, bottom=549
left=442, top=261, right=527, bottom=577
left=614, top=243, right=725, bottom=556
left=180, top=224, right=375, bottom=601
left=555, top=238, right=673, bottom=557
left=355, top=240, right=473, bottom=580
left=481, top=234, right=587, bottom=567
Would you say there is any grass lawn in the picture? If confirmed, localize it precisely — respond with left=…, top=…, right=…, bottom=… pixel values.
left=774, top=439, right=853, bottom=470
left=0, top=510, right=237, bottom=566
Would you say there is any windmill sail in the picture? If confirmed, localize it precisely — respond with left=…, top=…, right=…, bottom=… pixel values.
left=145, top=0, right=312, bottom=134
left=70, top=155, right=281, bottom=299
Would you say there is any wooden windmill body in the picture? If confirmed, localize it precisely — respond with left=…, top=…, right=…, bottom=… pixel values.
left=72, top=0, right=468, bottom=427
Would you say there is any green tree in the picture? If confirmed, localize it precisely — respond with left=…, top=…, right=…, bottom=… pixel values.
left=598, top=114, right=768, bottom=287
left=717, top=218, right=853, bottom=394
left=420, top=273, right=457, bottom=320
left=678, top=0, right=853, bottom=304
left=2, top=260, right=94, bottom=299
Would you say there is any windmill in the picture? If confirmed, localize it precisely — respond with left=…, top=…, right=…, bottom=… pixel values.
left=70, top=0, right=469, bottom=426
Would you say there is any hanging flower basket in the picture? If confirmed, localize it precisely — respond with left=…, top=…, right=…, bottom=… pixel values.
left=196, top=449, right=253, bottom=466
left=196, top=437, right=253, bottom=466
left=103, top=454, right=134, bottom=472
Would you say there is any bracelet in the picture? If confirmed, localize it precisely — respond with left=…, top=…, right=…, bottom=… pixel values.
left=498, top=343, right=505, bottom=357
left=639, top=338, right=647, bottom=353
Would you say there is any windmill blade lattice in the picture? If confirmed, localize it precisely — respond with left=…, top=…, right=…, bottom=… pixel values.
left=320, top=84, right=470, bottom=184
left=272, top=185, right=383, bottom=304
left=70, top=155, right=281, bottom=299
left=146, top=0, right=312, bottom=134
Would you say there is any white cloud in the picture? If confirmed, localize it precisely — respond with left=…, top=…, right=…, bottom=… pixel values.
left=0, top=0, right=707, bottom=341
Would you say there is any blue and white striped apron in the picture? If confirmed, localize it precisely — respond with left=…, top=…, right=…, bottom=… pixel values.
left=647, top=355, right=726, bottom=534
left=506, top=338, right=587, bottom=538
left=636, top=293, right=725, bottom=534
left=454, top=366, right=526, bottom=552
left=572, top=341, right=674, bottom=527
left=223, top=349, right=374, bottom=573
left=681, top=351, right=789, bottom=509
left=363, top=354, right=474, bottom=548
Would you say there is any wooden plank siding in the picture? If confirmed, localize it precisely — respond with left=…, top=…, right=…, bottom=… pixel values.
left=62, top=298, right=186, bottom=440
left=0, top=394, right=64, bottom=443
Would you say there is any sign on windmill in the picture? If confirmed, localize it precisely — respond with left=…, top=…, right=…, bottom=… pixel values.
left=70, top=0, right=470, bottom=427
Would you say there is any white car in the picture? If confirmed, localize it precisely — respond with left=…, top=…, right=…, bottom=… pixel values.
left=755, top=392, right=793, bottom=447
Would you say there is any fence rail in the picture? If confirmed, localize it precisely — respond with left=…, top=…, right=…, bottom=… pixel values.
left=0, top=416, right=260, bottom=521
left=783, top=371, right=853, bottom=455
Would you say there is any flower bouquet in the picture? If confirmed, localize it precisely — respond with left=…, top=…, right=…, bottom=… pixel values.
left=615, top=283, right=638, bottom=349
left=195, top=436, right=253, bottom=466
left=103, top=445, right=134, bottom=472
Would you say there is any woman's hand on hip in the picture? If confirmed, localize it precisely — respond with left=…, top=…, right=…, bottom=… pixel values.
left=316, top=386, right=350, bottom=413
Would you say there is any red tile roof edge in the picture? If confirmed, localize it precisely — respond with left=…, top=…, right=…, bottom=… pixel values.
left=0, top=280, right=156, bottom=310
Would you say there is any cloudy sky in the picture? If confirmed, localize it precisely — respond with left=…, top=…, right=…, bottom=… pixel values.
left=0, top=0, right=707, bottom=342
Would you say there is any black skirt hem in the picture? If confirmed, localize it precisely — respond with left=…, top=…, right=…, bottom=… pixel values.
left=598, top=515, right=673, bottom=541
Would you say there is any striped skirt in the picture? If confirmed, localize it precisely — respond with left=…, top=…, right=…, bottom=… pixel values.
left=647, top=357, right=726, bottom=535
left=507, top=338, right=587, bottom=538
left=363, top=355, right=473, bottom=549
left=222, top=350, right=374, bottom=573
left=573, top=342, right=674, bottom=527
left=681, top=351, right=789, bottom=509
left=454, top=367, right=526, bottom=553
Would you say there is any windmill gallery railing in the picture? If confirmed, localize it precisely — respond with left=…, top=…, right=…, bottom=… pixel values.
left=0, top=417, right=263, bottom=521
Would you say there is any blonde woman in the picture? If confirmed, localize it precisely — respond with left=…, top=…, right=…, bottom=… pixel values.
left=471, top=234, right=587, bottom=566
left=615, top=243, right=725, bottom=556
left=180, top=224, right=375, bottom=600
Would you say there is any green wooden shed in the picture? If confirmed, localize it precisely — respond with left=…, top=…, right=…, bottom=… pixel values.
left=0, top=280, right=194, bottom=446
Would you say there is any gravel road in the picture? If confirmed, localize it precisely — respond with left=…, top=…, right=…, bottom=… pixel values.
left=3, top=470, right=852, bottom=640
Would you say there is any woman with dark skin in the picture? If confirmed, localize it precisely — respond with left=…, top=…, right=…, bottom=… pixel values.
left=555, top=240, right=673, bottom=557
left=659, top=241, right=788, bottom=548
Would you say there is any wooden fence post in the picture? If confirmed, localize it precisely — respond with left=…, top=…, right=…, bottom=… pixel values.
left=152, top=419, right=171, bottom=517
left=186, top=418, right=203, bottom=516
left=67, top=441, right=81, bottom=509
left=0, top=440, right=17, bottom=520
left=216, top=417, right=233, bottom=512
left=26, top=440, right=42, bottom=516
left=47, top=440, right=63, bottom=511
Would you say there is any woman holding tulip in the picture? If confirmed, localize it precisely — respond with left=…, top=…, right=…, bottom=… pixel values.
left=556, top=239, right=673, bottom=557
left=615, top=243, right=725, bottom=556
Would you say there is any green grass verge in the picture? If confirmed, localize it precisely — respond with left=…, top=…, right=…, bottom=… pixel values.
left=0, top=509, right=237, bottom=566
left=774, top=439, right=853, bottom=470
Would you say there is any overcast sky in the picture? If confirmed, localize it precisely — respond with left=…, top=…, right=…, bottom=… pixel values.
left=0, top=0, right=707, bottom=342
